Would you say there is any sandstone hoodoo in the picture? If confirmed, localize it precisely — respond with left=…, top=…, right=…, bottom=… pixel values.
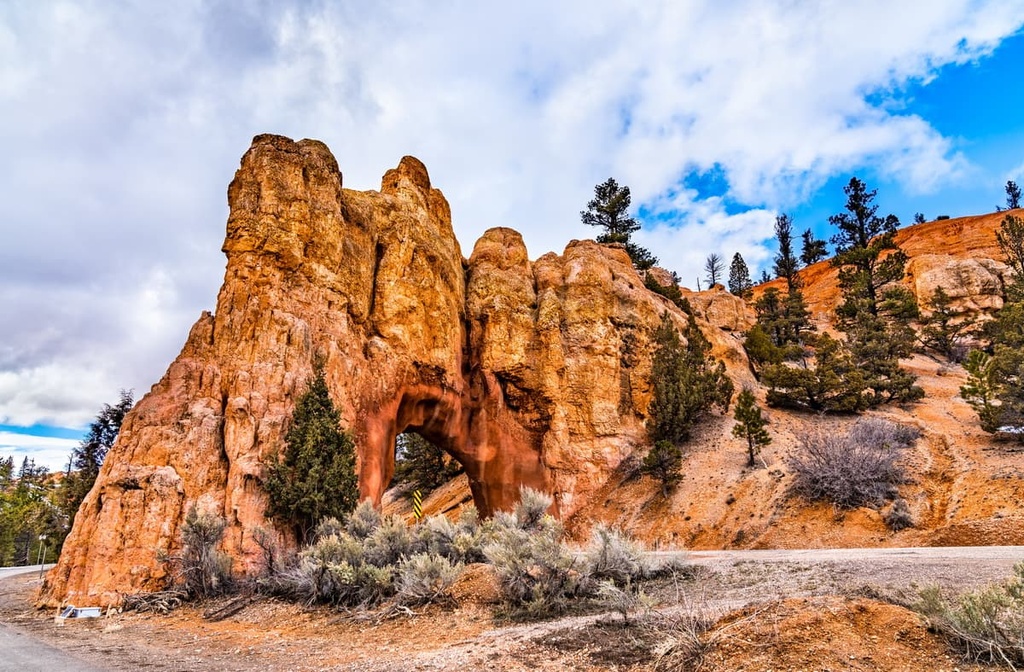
left=44, top=135, right=711, bottom=606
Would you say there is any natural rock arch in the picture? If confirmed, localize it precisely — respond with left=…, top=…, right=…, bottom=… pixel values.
left=44, top=134, right=745, bottom=606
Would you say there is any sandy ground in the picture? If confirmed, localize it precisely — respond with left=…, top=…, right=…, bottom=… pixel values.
left=2, top=548, right=1020, bottom=671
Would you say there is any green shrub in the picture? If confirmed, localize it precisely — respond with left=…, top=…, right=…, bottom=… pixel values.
left=271, top=503, right=480, bottom=609
left=512, top=487, right=554, bottom=531
left=395, top=553, right=463, bottom=606
left=280, top=531, right=393, bottom=607
left=484, top=525, right=585, bottom=618
left=312, top=516, right=345, bottom=541
left=345, top=500, right=382, bottom=540
left=483, top=488, right=589, bottom=618
left=177, top=508, right=234, bottom=598
left=913, top=564, right=1024, bottom=666
left=585, top=525, right=646, bottom=587
left=264, top=486, right=663, bottom=621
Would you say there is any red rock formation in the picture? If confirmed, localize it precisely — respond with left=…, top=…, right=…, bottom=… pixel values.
left=759, top=211, right=1018, bottom=321
left=44, top=135, right=713, bottom=606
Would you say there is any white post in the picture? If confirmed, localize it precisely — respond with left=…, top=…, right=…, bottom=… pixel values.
left=37, top=534, right=47, bottom=580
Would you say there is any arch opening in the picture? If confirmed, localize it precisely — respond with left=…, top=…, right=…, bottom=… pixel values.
left=386, top=431, right=466, bottom=500
left=358, top=382, right=552, bottom=517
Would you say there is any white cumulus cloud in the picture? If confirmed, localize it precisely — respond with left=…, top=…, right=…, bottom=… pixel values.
left=1, top=0, right=1022, bottom=440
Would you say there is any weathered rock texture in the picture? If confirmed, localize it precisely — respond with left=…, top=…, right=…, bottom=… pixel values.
left=764, top=211, right=1018, bottom=322
left=44, top=135, right=708, bottom=606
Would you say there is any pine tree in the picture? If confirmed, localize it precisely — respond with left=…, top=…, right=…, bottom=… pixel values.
left=752, top=287, right=812, bottom=355
left=581, top=178, right=657, bottom=270
left=732, top=389, right=771, bottom=467
left=747, top=285, right=814, bottom=375
left=647, top=313, right=733, bottom=446
left=960, top=350, right=1002, bottom=433
left=919, top=286, right=973, bottom=361
left=0, top=457, right=13, bottom=564
left=829, top=177, right=921, bottom=405
left=60, top=389, right=134, bottom=540
left=800, top=229, right=828, bottom=266
left=727, top=253, right=753, bottom=298
left=762, top=334, right=868, bottom=413
left=996, top=214, right=1024, bottom=278
left=743, top=324, right=784, bottom=367
left=704, top=253, right=725, bottom=288
left=264, top=361, right=359, bottom=542
left=830, top=177, right=910, bottom=320
left=644, top=273, right=692, bottom=312
left=966, top=213, right=1024, bottom=437
left=913, top=212, right=927, bottom=224
left=392, top=432, right=462, bottom=493
left=1007, top=180, right=1022, bottom=210
left=641, top=440, right=682, bottom=497
left=773, top=214, right=801, bottom=290
left=0, top=457, right=57, bottom=566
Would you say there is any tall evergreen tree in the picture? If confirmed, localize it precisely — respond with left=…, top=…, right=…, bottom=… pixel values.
left=647, top=313, right=733, bottom=446
left=829, top=177, right=921, bottom=405
left=966, top=213, right=1024, bottom=437
left=727, top=253, right=753, bottom=298
left=264, top=361, right=359, bottom=542
left=830, top=177, right=909, bottom=320
left=60, top=389, right=134, bottom=540
left=751, top=288, right=811, bottom=355
left=581, top=178, right=657, bottom=270
left=732, top=389, right=771, bottom=467
left=773, top=214, right=801, bottom=290
left=800, top=229, right=828, bottom=266
left=1007, top=180, right=1022, bottom=210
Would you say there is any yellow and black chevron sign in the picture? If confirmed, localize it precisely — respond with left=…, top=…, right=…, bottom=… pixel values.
left=412, top=489, right=423, bottom=521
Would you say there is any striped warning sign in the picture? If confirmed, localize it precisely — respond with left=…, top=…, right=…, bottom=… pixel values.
left=412, top=489, right=423, bottom=521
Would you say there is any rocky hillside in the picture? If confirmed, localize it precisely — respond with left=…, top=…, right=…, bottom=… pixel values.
left=396, top=212, right=1024, bottom=552
left=43, top=134, right=1023, bottom=608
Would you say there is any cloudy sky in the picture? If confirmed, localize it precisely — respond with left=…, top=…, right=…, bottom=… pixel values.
left=3, top=1, right=1024, bottom=470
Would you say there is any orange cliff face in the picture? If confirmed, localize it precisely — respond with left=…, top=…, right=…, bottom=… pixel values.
left=43, top=135, right=751, bottom=607
left=755, top=210, right=1016, bottom=322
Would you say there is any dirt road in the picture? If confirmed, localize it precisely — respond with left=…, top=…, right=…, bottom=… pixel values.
left=0, top=548, right=1020, bottom=671
left=0, top=565, right=101, bottom=672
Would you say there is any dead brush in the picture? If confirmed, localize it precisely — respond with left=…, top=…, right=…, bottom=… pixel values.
left=121, top=590, right=189, bottom=614
left=787, top=419, right=914, bottom=509
left=647, top=595, right=779, bottom=671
